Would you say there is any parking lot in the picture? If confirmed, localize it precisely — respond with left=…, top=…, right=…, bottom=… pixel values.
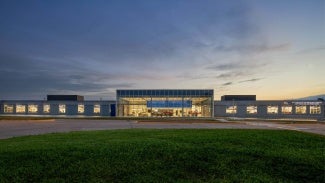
left=0, top=119, right=324, bottom=139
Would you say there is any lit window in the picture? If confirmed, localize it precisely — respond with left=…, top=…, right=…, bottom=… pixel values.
left=4, top=105, right=14, bottom=113
left=43, top=104, right=50, bottom=113
left=267, top=106, right=278, bottom=114
left=28, top=105, right=38, bottom=113
left=78, top=104, right=84, bottom=114
left=281, top=106, right=292, bottom=114
left=226, top=106, right=237, bottom=114
left=295, top=106, right=306, bottom=114
left=94, top=104, right=100, bottom=114
left=246, top=106, right=257, bottom=114
left=59, top=104, right=66, bottom=114
left=310, top=106, right=321, bottom=114
left=16, top=105, right=26, bottom=113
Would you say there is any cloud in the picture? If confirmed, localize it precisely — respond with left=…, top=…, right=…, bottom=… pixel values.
left=222, top=82, right=233, bottom=86
left=214, top=43, right=291, bottom=53
left=239, top=78, right=263, bottom=83
left=296, top=46, right=325, bottom=54
left=0, top=0, right=285, bottom=99
left=207, top=63, right=239, bottom=71
left=215, top=71, right=251, bottom=79
left=217, top=77, right=263, bottom=90
left=0, top=52, right=134, bottom=97
left=206, top=59, right=268, bottom=72
left=177, top=72, right=212, bottom=80
left=0, top=0, right=261, bottom=69
left=219, top=78, right=263, bottom=87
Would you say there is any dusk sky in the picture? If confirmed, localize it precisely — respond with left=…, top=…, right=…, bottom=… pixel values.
left=0, top=0, right=324, bottom=100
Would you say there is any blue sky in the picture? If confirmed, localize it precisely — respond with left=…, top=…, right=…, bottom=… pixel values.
left=0, top=0, right=324, bottom=100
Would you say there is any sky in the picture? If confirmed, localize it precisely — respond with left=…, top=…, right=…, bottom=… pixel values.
left=0, top=0, right=324, bottom=100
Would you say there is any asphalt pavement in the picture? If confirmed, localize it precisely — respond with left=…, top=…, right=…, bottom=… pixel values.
left=0, top=119, right=323, bottom=139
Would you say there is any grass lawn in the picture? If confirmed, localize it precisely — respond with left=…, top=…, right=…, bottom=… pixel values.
left=0, top=129, right=324, bottom=182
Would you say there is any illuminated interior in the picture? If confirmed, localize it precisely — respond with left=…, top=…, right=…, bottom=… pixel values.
left=281, top=106, right=292, bottom=114
left=226, top=106, right=237, bottom=114
left=43, top=104, right=50, bottom=113
left=59, top=104, right=66, bottom=114
left=117, top=90, right=213, bottom=117
left=16, top=105, right=26, bottom=113
left=267, top=106, right=278, bottom=114
left=28, top=104, right=38, bottom=113
left=310, top=105, right=321, bottom=114
left=295, top=106, right=306, bottom=114
left=246, top=106, right=257, bottom=114
left=78, top=104, right=84, bottom=114
left=4, top=104, right=14, bottom=113
left=94, top=104, right=100, bottom=114
left=118, top=97, right=211, bottom=117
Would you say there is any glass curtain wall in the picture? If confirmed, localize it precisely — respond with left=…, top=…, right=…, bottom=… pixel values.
left=117, top=90, right=213, bottom=117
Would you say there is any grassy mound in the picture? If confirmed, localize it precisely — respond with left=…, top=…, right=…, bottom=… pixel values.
left=0, top=129, right=324, bottom=182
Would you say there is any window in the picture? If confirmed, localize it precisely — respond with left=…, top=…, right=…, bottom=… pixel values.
left=310, top=105, right=321, bottom=114
left=281, top=106, right=292, bottom=114
left=43, top=104, right=50, bottom=113
left=246, top=106, right=257, bottom=114
left=94, top=104, right=100, bottom=114
left=28, top=105, right=38, bottom=113
left=129, top=90, right=134, bottom=96
left=134, top=90, right=139, bottom=96
left=4, top=105, right=14, bottom=113
left=226, top=106, right=237, bottom=114
left=16, top=105, right=26, bottom=113
left=267, top=106, right=278, bottom=114
left=59, top=104, right=66, bottom=114
left=78, top=104, right=84, bottom=114
left=295, top=106, right=306, bottom=114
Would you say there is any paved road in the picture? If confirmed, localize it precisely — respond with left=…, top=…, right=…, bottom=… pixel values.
left=243, top=122, right=325, bottom=136
left=0, top=119, right=324, bottom=139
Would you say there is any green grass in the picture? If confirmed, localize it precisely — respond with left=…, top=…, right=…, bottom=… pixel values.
left=0, top=129, right=324, bottom=182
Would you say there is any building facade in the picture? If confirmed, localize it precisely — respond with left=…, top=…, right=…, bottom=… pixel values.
left=0, top=97, right=115, bottom=117
left=0, top=92, right=324, bottom=120
left=214, top=100, right=324, bottom=120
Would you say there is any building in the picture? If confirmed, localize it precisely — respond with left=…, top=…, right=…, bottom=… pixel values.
left=0, top=95, right=115, bottom=117
left=0, top=92, right=324, bottom=120
left=116, top=89, right=214, bottom=117
left=221, top=95, right=256, bottom=101
left=215, top=95, right=324, bottom=120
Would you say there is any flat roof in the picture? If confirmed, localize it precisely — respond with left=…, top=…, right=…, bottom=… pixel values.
left=47, top=95, right=84, bottom=101
left=117, top=89, right=213, bottom=97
